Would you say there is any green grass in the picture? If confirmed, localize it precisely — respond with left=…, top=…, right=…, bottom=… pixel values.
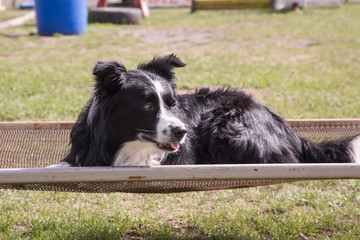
left=1, top=6, right=360, bottom=120
left=1, top=180, right=359, bottom=239
left=1, top=5, right=360, bottom=239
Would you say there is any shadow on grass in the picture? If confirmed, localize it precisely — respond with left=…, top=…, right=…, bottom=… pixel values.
left=0, top=23, right=37, bottom=38
left=1, top=32, right=37, bottom=38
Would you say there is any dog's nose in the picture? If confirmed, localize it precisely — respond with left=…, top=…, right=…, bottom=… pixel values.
left=171, top=126, right=187, bottom=139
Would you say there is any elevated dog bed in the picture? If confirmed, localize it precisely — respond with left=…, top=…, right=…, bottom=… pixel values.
left=1, top=119, right=360, bottom=193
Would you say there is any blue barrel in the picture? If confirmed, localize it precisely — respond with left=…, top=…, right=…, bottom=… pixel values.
left=35, top=0, right=88, bottom=36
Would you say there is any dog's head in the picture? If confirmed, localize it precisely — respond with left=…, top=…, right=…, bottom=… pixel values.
left=89, top=54, right=187, bottom=154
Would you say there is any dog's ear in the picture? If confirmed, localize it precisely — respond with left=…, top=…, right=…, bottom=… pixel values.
left=137, top=54, right=186, bottom=81
left=92, top=61, right=127, bottom=97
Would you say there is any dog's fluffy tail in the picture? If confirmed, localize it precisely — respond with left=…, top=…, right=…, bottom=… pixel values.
left=300, top=135, right=360, bottom=164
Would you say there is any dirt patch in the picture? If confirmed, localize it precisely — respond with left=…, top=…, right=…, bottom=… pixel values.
left=118, top=27, right=223, bottom=47
left=272, top=36, right=323, bottom=48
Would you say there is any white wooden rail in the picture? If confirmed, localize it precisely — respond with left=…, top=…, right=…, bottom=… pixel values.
left=1, top=164, right=359, bottom=184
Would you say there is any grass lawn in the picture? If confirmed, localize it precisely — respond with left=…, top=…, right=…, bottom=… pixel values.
left=0, top=5, right=360, bottom=239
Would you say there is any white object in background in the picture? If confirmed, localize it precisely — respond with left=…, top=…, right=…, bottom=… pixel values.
left=272, top=0, right=344, bottom=10
left=0, top=0, right=5, bottom=11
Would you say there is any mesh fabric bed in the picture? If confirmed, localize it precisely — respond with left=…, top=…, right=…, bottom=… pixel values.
left=0, top=119, right=360, bottom=193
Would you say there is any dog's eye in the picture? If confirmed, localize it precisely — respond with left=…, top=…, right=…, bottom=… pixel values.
left=166, top=98, right=177, bottom=109
left=170, top=102, right=177, bottom=109
left=144, top=103, right=153, bottom=111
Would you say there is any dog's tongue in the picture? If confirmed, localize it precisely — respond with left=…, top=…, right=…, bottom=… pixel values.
left=170, top=142, right=180, bottom=150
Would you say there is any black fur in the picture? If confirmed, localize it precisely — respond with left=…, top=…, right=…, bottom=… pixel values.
left=62, top=54, right=358, bottom=166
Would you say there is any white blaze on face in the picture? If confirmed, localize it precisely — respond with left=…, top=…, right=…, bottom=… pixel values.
left=152, top=80, right=186, bottom=145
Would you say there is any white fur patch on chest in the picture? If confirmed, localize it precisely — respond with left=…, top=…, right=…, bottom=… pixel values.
left=350, top=136, right=360, bottom=164
left=113, top=140, right=165, bottom=166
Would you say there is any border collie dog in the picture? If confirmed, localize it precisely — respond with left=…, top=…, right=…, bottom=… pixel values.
left=61, top=54, right=360, bottom=167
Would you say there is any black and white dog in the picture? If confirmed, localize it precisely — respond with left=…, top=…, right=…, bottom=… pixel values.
left=60, top=54, right=360, bottom=167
